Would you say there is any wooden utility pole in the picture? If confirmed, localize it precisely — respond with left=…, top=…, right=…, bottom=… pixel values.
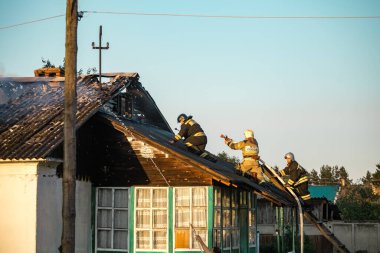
left=62, top=0, right=78, bottom=252
left=92, top=25, right=109, bottom=84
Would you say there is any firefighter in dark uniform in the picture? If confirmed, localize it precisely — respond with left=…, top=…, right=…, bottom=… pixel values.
left=224, top=130, right=266, bottom=182
left=172, top=114, right=208, bottom=155
left=280, top=152, right=312, bottom=208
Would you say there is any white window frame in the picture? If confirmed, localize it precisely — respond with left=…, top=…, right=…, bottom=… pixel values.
left=174, top=186, right=209, bottom=251
left=134, top=187, right=169, bottom=252
left=95, top=187, right=129, bottom=252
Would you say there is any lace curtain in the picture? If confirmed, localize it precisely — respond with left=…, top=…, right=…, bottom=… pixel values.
left=135, top=188, right=167, bottom=250
left=175, top=187, right=207, bottom=249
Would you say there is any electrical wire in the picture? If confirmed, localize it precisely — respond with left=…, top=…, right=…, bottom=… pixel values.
left=84, top=10, right=380, bottom=20
left=0, top=14, right=64, bottom=30
left=2, top=11, right=380, bottom=31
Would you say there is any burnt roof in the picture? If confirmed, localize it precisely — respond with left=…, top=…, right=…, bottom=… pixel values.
left=98, top=112, right=294, bottom=206
left=0, top=73, right=139, bottom=160
left=0, top=72, right=294, bottom=206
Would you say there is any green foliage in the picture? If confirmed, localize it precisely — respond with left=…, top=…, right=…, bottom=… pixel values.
left=309, top=169, right=320, bottom=185
left=41, top=58, right=56, bottom=68
left=372, top=163, right=380, bottom=181
left=40, top=57, right=96, bottom=76
left=314, top=165, right=351, bottom=185
left=216, top=151, right=240, bottom=165
left=361, top=170, right=372, bottom=185
left=337, top=185, right=380, bottom=221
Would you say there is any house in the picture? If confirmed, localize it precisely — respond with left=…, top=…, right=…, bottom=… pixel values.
left=0, top=72, right=295, bottom=253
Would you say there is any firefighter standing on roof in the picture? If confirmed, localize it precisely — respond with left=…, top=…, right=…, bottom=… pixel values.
left=172, top=114, right=208, bottom=155
left=280, top=152, right=311, bottom=206
left=224, top=130, right=265, bottom=182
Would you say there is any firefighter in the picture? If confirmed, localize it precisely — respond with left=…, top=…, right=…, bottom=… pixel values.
left=280, top=152, right=312, bottom=208
left=224, top=130, right=265, bottom=182
left=171, top=113, right=208, bottom=155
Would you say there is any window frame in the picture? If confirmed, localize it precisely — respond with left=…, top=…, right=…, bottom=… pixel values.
left=174, top=186, right=209, bottom=251
left=248, top=191, right=256, bottom=247
left=212, top=186, right=241, bottom=251
left=95, top=187, right=129, bottom=252
left=134, top=187, right=169, bottom=251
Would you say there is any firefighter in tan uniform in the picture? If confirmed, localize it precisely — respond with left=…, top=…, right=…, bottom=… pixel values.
left=224, top=130, right=265, bottom=182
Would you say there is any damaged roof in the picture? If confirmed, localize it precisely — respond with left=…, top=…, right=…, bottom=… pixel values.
left=98, top=112, right=294, bottom=206
left=0, top=73, right=139, bottom=160
left=0, top=72, right=294, bottom=206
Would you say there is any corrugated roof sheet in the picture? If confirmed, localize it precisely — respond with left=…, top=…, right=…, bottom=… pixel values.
left=309, top=185, right=340, bottom=202
left=0, top=73, right=138, bottom=160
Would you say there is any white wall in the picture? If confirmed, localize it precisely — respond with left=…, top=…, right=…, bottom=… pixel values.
left=0, top=162, right=39, bottom=253
left=0, top=161, right=93, bottom=253
left=36, top=163, right=93, bottom=253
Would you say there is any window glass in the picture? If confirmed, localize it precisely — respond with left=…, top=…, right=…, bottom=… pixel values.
left=175, top=187, right=208, bottom=249
left=96, top=188, right=129, bottom=251
left=135, top=188, right=168, bottom=250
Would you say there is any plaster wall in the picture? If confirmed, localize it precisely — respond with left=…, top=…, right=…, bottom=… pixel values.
left=36, top=163, right=92, bottom=253
left=0, top=162, right=39, bottom=253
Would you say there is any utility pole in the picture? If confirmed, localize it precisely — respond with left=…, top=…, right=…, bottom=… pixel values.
left=63, top=0, right=77, bottom=252
left=92, top=25, right=109, bottom=84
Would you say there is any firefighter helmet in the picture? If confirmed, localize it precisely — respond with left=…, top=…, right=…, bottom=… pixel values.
left=244, top=129, right=254, bottom=138
left=284, top=152, right=295, bottom=161
left=177, top=113, right=188, bottom=123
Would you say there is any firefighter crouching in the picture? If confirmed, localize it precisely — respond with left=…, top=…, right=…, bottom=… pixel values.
left=280, top=152, right=312, bottom=209
left=224, top=130, right=265, bottom=183
left=171, top=114, right=208, bottom=156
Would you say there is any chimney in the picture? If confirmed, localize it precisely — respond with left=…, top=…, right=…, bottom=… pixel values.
left=34, top=67, right=64, bottom=77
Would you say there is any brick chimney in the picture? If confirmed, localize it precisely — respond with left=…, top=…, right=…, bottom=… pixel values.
left=34, top=67, right=64, bottom=77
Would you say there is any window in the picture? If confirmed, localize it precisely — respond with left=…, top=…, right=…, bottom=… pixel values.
left=96, top=188, right=129, bottom=251
left=214, top=187, right=240, bottom=250
left=175, top=187, right=208, bottom=249
left=135, top=188, right=168, bottom=250
left=248, top=192, right=256, bottom=246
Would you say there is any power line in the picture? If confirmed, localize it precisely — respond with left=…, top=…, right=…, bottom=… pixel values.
left=2, top=11, right=380, bottom=31
left=84, top=10, right=380, bottom=20
left=0, top=14, right=64, bottom=30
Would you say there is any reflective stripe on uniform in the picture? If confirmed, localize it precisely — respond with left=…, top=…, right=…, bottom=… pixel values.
left=194, top=132, right=206, bottom=137
left=294, top=176, right=308, bottom=187
left=280, top=170, right=286, bottom=176
left=301, top=194, right=311, bottom=201
left=174, top=134, right=181, bottom=140
left=185, top=119, right=196, bottom=126
left=288, top=179, right=295, bottom=186
left=185, top=142, right=193, bottom=147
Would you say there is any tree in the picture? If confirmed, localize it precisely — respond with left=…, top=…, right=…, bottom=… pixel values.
left=309, top=169, right=320, bottom=185
left=217, top=151, right=240, bottom=166
left=372, top=163, right=380, bottom=182
left=361, top=171, right=372, bottom=185
left=336, top=185, right=380, bottom=221
left=319, top=165, right=335, bottom=185
left=41, top=58, right=96, bottom=76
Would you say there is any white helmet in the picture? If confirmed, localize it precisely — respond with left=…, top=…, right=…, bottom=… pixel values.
left=284, top=152, right=295, bottom=161
left=244, top=129, right=254, bottom=138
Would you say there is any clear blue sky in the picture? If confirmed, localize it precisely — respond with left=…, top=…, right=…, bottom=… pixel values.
left=1, top=0, right=379, bottom=181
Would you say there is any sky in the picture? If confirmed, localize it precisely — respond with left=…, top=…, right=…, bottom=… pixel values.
left=0, top=0, right=379, bottom=181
